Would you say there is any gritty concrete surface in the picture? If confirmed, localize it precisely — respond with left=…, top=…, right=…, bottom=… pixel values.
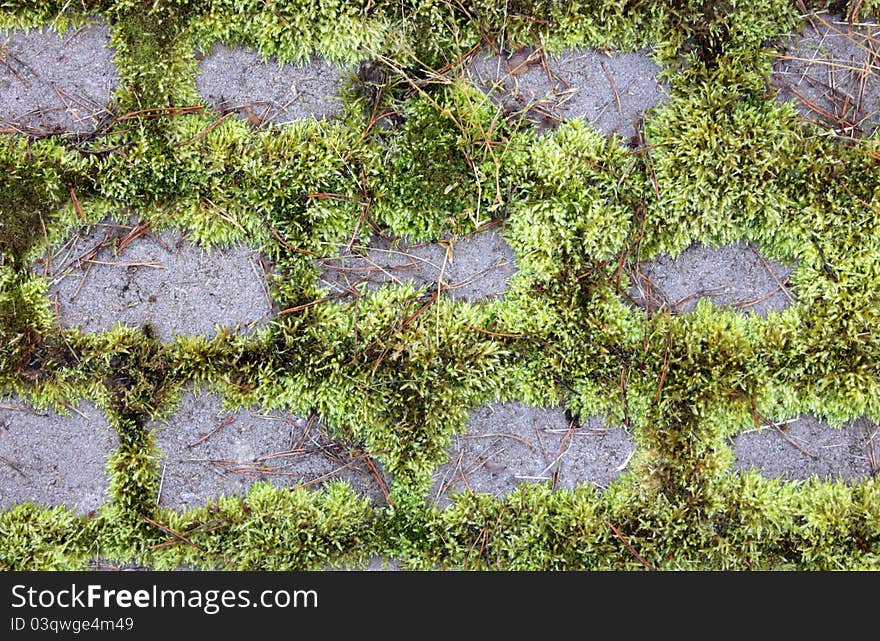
left=772, top=13, right=880, bottom=136
left=630, top=243, right=794, bottom=316
left=326, top=556, right=402, bottom=571
left=432, top=402, right=635, bottom=508
left=42, top=220, right=274, bottom=341
left=196, top=44, right=346, bottom=124
left=0, top=23, right=117, bottom=134
left=0, top=396, right=116, bottom=513
left=464, top=47, right=666, bottom=139
left=318, top=227, right=516, bottom=302
left=732, top=416, right=878, bottom=482
left=152, top=392, right=389, bottom=510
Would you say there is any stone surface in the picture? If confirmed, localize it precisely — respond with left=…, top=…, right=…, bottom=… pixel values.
left=432, top=402, right=635, bottom=508
left=0, top=397, right=116, bottom=513
left=0, top=23, right=118, bottom=133
left=733, top=416, right=878, bottom=482
left=152, top=393, right=389, bottom=509
left=318, top=228, right=516, bottom=303
left=196, top=44, right=346, bottom=124
left=630, top=243, right=794, bottom=316
left=44, top=221, right=274, bottom=340
left=772, top=13, right=880, bottom=136
left=465, top=47, right=667, bottom=139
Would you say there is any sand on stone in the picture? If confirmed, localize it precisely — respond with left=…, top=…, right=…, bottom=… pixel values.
left=432, top=402, right=635, bottom=508
left=196, top=44, right=346, bottom=124
left=0, top=397, right=116, bottom=514
left=772, top=13, right=880, bottom=137
left=630, top=242, right=794, bottom=317
left=327, top=556, right=402, bottom=571
left=732, top=416, right=878, bottom=482
left=152, top=393, right=389, bottom=510
left=464, top=47, right=666, bottom=139
left=317, top=227, right=516, bottom=303
left=44, top=221, right=273, bottom=341
left=0, top=23, right=118, bottom=133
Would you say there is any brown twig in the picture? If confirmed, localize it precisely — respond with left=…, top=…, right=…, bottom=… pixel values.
left=85, top=259, right=163, bottom=268
left=69, top=185, right=84, bottom=223
left=172, top=112, right=234, bottom=148
left=605, top=519, right=652, bottom=569
left=600, top=60, right=622, bottom=115
left=188, top=416, right=236, bottom=448
left=749, top=243, right=794, bottom=303
left=0, top=454, right=27, bottom=478
left=144, top=516, right=205, bottom=553
left=278, top=297, right=331, bottom=315
left=365, top=456, right=393, bottom=505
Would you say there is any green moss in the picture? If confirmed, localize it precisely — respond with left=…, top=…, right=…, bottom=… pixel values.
left=189, top=0, right=383, bottom=65
left=0, top=2, right=93, bottom=30
left=0, top=267, right=56, bottom=385
left=644, top=80, right=804, bottom=255
left=149, top=482, right=376, bottom=570
left=0, top=504, right=94, bottom=571
left=0, top=137, right=90, bottom=269
left=422, top=484, right=615, bottom=570
left=506, top=120, right=639, bottom=279
left=368, top=83, right=511, bottom=240
left=1, top=0, right=878, bottom=571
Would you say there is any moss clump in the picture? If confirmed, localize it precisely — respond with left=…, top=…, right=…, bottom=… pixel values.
left=0, top=137, right=90, bottom=270
left=149, top=481, right=376, bottom=570
left=0, top=268, right=56, bottom=385
left=0, top=504, right=94, bottom=571
left=368, top=83, right=511, bottom=241
left=644, top=82, right=805, bottom=256
left=1, top=0, right=879, bottom=571
left=506, top=120, right=638, bottom=280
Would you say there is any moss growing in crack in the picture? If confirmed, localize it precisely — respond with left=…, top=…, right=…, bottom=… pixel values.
left=165, top=329, right=274, bottom=405
left=417, top=484, right=616, bottom=570
left=0, top=504, right=94, bottom=571
left=242, top=120, right=363, bottom=256
left=631, top=302, right=761, bottom=493
left=367, top=82, right=511, bottom=241
left=188, top=0, right=383, bottom=65
left=251, top=286, right=515, bottom=487
left=655, top=0, right=797, bottom=63
left=105, top=1, right=200, bottom=108
left=804, top=0, right=880, bottom=20
left=149, top=481, right=376, bottom=570
left=505, top=121, right=639, bottom=280
left=96, top=409, right=160, bottom=563
left=644, top=82, right=804, bottom=255
left=0, top=137, right=91, bottom=270
left=702, top=473, right=880, bottom=569
left=2, top=0, right=880, bottom=571
left=0, top=267, right=60, bottom=390
left=0, top=2, right=93, bottom=30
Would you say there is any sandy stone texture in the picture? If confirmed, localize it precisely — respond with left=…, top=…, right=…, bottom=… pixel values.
left=465, top=47, right=667, bottom=139
left=630, top=243, right=794, bottom=317
left=432, top=402, right=635, bottom=508
left=196, top=44, right=346, bottom=124
left=0, top=23, right=118, bottom=133
left=152, top=392, right=389, bottom=510
left=318, top=227, right=516, bottom=303
left=772, top=13, right=880, bottom=136
left=732, top=415, right=878, bottom=482
left=0, top=397, right=116, bottom=513
left=44, top=221, right=274, bottom=341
